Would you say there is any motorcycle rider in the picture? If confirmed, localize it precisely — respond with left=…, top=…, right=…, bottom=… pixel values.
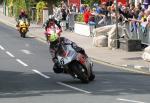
left=49, top=34, right=88, bottom=73
left=43, top=15, right=61, bottom=31
left=44, top=15, right=62, bottom=42
left=18, top=9, right=28, bottom=20
left=46, top=16, right=88, bottom=73
left=16, top=9, right=30, bottom=30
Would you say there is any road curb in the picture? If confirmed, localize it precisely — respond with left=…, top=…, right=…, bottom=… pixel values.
left=91, top=57, right=150, bottom=74
left=122, top=64, right=150, bottom=72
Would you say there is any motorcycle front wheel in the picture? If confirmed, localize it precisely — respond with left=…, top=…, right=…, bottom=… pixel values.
left=70, top=62, right=89, bottom=83
left=20, top=28, right=27, bottom=38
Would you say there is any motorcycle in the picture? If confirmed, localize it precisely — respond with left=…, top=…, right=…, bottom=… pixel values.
left=18, top=18, right=29, bottom=38
left=45, top=25, right=95, bottom=83
left=56, top=43, right=95, bottom=83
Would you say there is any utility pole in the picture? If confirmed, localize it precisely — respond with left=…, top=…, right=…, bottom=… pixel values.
left=114, top=0, right=119, bottom=49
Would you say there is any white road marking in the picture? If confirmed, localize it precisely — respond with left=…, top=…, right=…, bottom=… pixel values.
left=6, top=51, right=15, bottom=58
left=21, top=49, right=32, bottom=55
left=32, top=69, right=50, bottom=79
left=16, top=59, right=28, bottom=67
left=57, top=82, right=91, bottom=94
left=117, top=98, right=145, bottom=103
left=0, top=45, right=5, bottom=50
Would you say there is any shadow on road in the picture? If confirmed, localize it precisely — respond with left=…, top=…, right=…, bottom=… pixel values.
left=0, top=70, right=78, bottom=98
left=90, top=71, right=150, bottom=95
left=0, top=70, right=149, bottom=98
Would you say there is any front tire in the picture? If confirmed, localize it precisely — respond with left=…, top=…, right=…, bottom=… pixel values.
left=88, top=63, right=95, bottom=81
left=89, top=73, right=95, bottom=81
left=20, top=32, right=26, bottom=38
left=20, top=28, right=27, bottom=38
left=70, top=62, right=89, bottom=83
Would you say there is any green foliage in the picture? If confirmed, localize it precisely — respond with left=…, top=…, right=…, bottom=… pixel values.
left=54, top=0, right=62, bottom=6
left=43, top=0, right=61, bottom=6
left=76, top=14, right=84, bottom=23
left=82, top=0, right=100, bottom=7
left=36, top=1, right=47, bottom=23
left=6, top=0, right=32, bottom=17
left=13, top=0, right=26, bottom=17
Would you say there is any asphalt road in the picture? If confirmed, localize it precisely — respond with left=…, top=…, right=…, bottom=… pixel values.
left=0, top=23, right=150, bottom=103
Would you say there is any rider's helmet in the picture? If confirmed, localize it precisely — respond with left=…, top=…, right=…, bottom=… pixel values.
left=49, top=32, right=59, bottom=44
left=20, top=9, right=26, bottom=15
left=48, top=15, right=55, bottom=26
left=49, top=15, right=55, bottom=21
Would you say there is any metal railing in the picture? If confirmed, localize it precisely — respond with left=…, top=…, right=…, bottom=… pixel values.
left=124, top=21, right=150, bottom=45
left=65, top=13, right=150, bottom=45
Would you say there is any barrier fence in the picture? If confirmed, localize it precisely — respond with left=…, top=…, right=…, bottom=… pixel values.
left=124, top=21, right=150, bottom=45
left=73, top=13, right=150, bottom=45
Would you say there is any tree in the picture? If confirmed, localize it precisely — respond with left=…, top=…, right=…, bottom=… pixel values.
left=44, top=0, right=62, bottom=14
left=81, top=0, right=100, bottom=7
left=0, top=0, right=3, bottom=4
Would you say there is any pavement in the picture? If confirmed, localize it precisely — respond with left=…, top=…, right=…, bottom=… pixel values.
left=0, top=8, right=150, bottom=73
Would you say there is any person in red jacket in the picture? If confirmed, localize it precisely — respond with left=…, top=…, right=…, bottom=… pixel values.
left=83, top=7, right=92, bottom=24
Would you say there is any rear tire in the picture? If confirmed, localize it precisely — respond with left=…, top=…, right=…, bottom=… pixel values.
left=70, top=62, right=89, bottom=83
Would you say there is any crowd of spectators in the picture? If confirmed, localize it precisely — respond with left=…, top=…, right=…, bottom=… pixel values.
left=51, top=1, right=150, bottom=33
left=81, top=2, right=150, bottom=27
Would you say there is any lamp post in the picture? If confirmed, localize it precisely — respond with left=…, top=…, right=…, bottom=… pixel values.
left=114, top=0, right=119, bottom=49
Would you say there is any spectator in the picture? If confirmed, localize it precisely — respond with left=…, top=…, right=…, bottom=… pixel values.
left=72, top=4, right=77, bottom=12
left=106, top=0, right=113, bottom=6
left=147, top=15, right=150, bottom=23
left=97, top=2, right=109, bottom=25
left=68, top=9, right=76, bottom=32
left=61, top=8, right=67, bottom=21
left=119, top=6, right=133, bottom=19
left=98, top=2, right=108, bottom=16
left=53, top=5, right=62, bottom=24
left=61, top=1, right=67, bottom=10
left=91, top=8, right=97, bottom=15
left=145, top=9, right=150, bottom=18
left=80, top=4, right=85, bottom=13
left=136, top=2, right=143, bottom=10
left=96, top=4, right=102, bottom=14
left=83, top=7, right=92, bottom=24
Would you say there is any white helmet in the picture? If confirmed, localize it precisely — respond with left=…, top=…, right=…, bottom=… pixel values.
left=49, top=15, right=55, bottom=20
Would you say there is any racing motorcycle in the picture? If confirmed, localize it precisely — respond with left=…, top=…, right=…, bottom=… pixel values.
left=45, top=24, right=95, bottom=83
left=18, top=18, right=29, bottom=38
left=56, top=43, right=95, bottom=83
